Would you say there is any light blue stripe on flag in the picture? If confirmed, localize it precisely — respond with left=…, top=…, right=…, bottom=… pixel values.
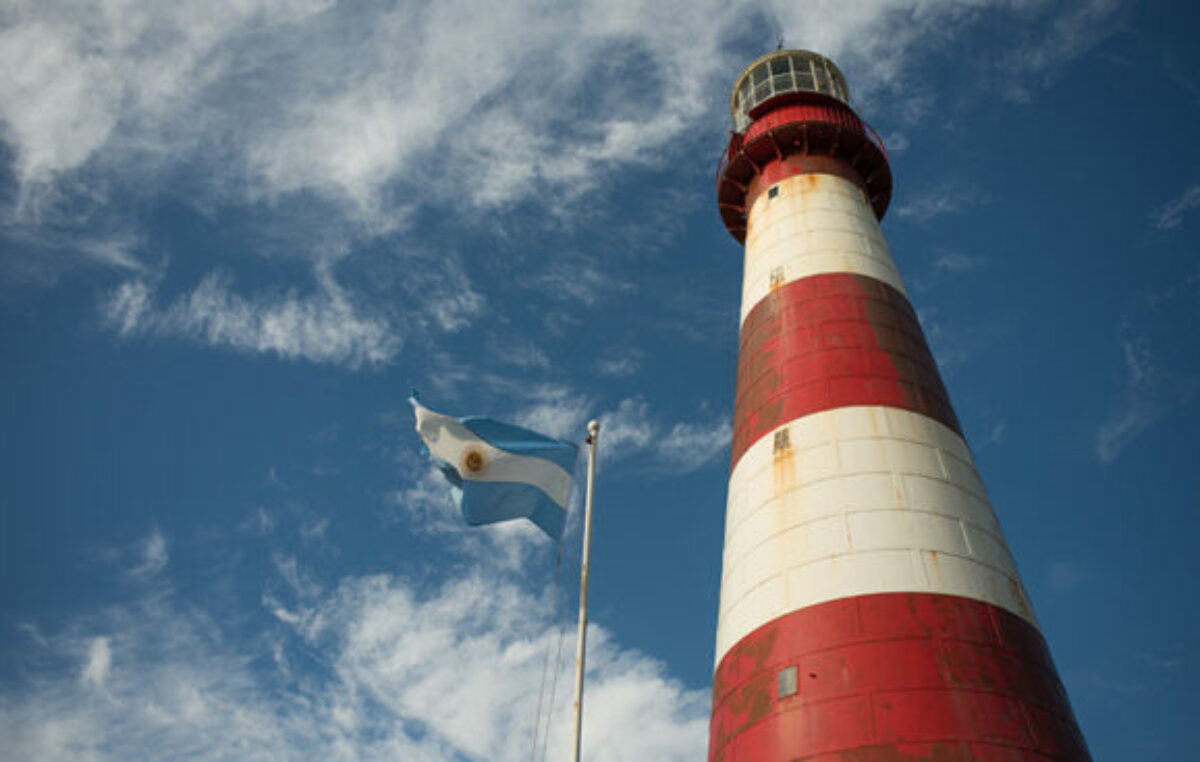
left=411, top=398, right=578, bottom=539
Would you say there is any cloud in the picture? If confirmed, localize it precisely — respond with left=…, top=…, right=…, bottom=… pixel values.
left=0, top=1, right=1107, bottom=253
left=396, top=254, right=486, bottom=334
left=909, top=250, right=988, bottom=292
left=658, top=418, right=733, bottom=473
left=525, top=253, right=636, bottom=308
left=79, top=637, right=112, bottom=690
left=1095, top=321, right=1197, bottom=463
left=595, top=349, right=642, bottom=378
left=1000, top=0, right=1123, bottom=102
left=241, top=507, right=276, bottom=535
left=599, top=398, right=657, bottom=459
left=0, top=0, right=738, bottom=226
left=511, top=384, right=594, bottom=442
left=895, top=182, right=987, bottom=223
left=1095, top=329, right=1159, bottom=463
left=1137, top=651, right=1186, bottom=670
left=489, top=335, right=550, bottom=370
left=600, top=398, right=730, bottom=474
left=881, top=131, right=910, bottom=152
left=1152, top=185, right=1200, bottom=231
left=1, top=563, right=709, bottom=762
left=931, top=251, right=985, bottom=274
left=101, top=267, right=401, bottom=369
left=130, top=527, right=168, bottom=577
left=766, top=0, right=1107, bottom=110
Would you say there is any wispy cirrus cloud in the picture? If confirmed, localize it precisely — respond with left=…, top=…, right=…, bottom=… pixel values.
left=1000, top=0, right=1124, bottom=103
left=78, top=637, right=112, bottom=690
left=1151, top=185, right=1200, bottom=231
left=525, top=252, right=636, bottom=308
left=910, top=249, right=988, bottom=293
left=931, top=251, right=986, bottom=275
left=129, top=526, right=168, bottom=578
left=895, top=182, right=988, bottom=223
left=3, top=0, right=1123, bottom=368
left=600, top=397, right=730, bottom=474
left=1, top=1, right=1115, bottom=245
left=0, top=0, right=740, bottom=227
left=101, top=266, right=402, bottom=369
left=595, top=348, right=642, bottom=378
left=1094, top=320, right=1197, bottom=463
left=508, top=387, right=731, bottom=476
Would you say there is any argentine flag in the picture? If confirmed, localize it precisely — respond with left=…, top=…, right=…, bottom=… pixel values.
left=411, top=398, right=578, bottom=539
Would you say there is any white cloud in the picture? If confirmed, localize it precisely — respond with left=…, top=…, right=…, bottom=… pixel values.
left=130, top=527, right=168, bottom=578
left=1152, top=185, right=1200, bottom=231
left=399, top=254, right=486, bottom=334
left=1, top=565, right=708, bottom=762
left=658, top=419, right=733, bottom=473
left=931, top=251, right=985, bottom=274
left=1000, top=0, right=1122, bottom=102
left=242, top=507, right=275, bottom=535
left=599, top=398, right=656, bottom=461
left=1094, top=321, right=1197, bottom=463
left=103, top=278, right=152, bottom=335
left=768, top=0, right=1000, bottom=108
left=271, top=552, right=322, bottom=600
left=490, top=335, right=550, bottom=370
left=526, top=254, right=636, bottom=308
left=595, top=351, right=641, bottom=378
left=1, top=0, right=1104, bottom=240
left=0, top=0, right=737, bottom=226
left=895, top=182, right=987, bottom=223
left=599, top=398, right=730, bottom=474
left=881, top=131, right=910, bottom=152
left=1095, top=328, right=1160, bottom=463
left=101, top=266, right=401, bottom=368
left=511, top=384, right=593, bottom=442
left=79, top=637, right=112, bottom=690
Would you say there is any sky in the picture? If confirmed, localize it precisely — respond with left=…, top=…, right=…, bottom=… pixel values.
left=0, top=0, right=1198, bottom=760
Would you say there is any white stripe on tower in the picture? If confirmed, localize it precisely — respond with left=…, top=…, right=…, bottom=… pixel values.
left=715, top=405, right=1033, bottom=665
left=740, top=173, right=905, bottom=325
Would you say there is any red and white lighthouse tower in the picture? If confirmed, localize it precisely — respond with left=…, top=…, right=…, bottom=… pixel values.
left=709, top=50, right=1091, bottom=761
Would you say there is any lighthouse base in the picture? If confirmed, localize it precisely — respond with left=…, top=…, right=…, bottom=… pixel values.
left=709, top=593, right=1091, bottom=762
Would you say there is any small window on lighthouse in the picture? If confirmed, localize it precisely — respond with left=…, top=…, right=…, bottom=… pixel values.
left=768, top=186, right=780, bottom=199
left=778, top=666, right=798, bottom=698
left=773, top=428, right=790, bottom=452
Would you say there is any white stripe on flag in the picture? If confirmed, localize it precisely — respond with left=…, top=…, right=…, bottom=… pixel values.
left=414, top=403, right=574, bottom=507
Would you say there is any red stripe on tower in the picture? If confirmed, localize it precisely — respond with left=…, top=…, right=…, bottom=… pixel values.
left=709, top=50, right=1090, bottom=762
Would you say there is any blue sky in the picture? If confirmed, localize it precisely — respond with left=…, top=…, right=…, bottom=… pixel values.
left=1, top=1, right=1197, bottom=759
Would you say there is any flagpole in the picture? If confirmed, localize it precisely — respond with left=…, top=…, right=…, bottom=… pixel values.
left=570, top=419, right=600, bottom=762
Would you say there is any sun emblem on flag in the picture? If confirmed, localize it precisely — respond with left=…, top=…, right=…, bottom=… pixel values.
left=462, top=449, right=486, bottom=473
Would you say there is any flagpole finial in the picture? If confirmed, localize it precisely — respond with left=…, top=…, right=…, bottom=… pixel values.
left=588, top=420, right=600, bottom=435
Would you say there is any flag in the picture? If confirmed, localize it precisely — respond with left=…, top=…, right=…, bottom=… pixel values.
left=411, top=397, right=578, bottom=539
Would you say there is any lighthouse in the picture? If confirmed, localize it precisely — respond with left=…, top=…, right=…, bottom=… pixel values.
left=709, top=50, right=1091, bottom=761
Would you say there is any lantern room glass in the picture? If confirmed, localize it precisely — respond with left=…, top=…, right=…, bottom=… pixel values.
left=730, top=50, right=850, bottom=131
